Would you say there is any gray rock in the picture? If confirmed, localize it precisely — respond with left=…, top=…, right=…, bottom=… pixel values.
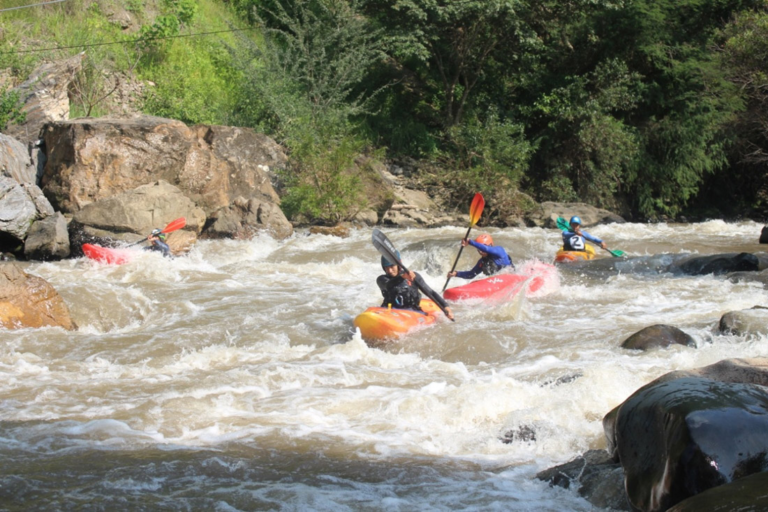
left=0, top=133, right=36, bottom=184
left=0, top=177, right=37, bottom=239
left=24, top=212, right=69, bottom=260
left=719, top=306, right=768, bottom=336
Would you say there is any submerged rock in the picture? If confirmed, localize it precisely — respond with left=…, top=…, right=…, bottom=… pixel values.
left=621, top=324, right=696, bottom=350
left=719, top=306, right=768, bottom=337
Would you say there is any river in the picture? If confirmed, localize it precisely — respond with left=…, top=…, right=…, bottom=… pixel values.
left=1, top=220, right=767, bottom=510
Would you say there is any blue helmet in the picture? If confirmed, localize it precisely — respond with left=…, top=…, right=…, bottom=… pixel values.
left=569, top=216, right=582, bottom=226
left=381, top=250, right=401, bottom=270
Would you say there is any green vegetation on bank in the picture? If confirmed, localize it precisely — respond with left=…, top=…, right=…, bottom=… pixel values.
left=2, top=0, right=768, bottom=222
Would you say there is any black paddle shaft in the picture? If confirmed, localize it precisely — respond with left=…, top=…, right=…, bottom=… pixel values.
left=371, top=229, right=453, bottom=321
left=442, top=224, right=474, bottom=292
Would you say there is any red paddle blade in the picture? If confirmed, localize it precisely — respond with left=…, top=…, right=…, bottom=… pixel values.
left=469, top=193, right=485, bottom=226
left=161, top=217, right=186, bottom=234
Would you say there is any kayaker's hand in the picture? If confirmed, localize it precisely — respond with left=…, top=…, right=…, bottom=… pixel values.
left=460, top=238, right=469, bottom=247
left=444, top=307, right=454, bottom=321
left=402, top=269, right=416, bottom=281
left=447, top=271, right=457, bottom=278
left=600, top=242, right=608, bottom=250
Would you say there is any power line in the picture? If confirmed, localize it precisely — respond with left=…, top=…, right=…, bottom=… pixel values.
left=0, top=26, right=254, bottom=55
left=0, top=0, right=68, bottom=12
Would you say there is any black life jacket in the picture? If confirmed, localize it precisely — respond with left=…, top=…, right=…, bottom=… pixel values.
left=480, top=256, right=501, bottom=276
left=380, top=275, right=422, bottom=310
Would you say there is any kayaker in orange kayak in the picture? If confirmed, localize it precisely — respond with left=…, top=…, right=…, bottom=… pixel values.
left=562, top=216, right=608, bottom=252
left=378, top=251, right=454, bottom=320
left=446, top=234, right=513, bottom=280
left=146, top=228, right=172, bottom=257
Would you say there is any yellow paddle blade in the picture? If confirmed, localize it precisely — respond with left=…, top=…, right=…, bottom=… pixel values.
left=469, top=193, right=485, bottom=226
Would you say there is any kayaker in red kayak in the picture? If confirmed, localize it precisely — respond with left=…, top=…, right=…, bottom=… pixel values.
left=562, top=216, right=608, bottom=252
left=377, top=251, right=454, bottom=320
left=146, top=228, right=172, bottom=257
left=446, top=234, right=513, bottom=280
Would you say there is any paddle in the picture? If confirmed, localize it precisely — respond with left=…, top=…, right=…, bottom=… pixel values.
left=127, top=217, right=187, bottom=247
left=556, top=217, right=625, bottom=257
left=442, top=193, right=485, bottom=292
left=371, top=228, right=454, bottom=321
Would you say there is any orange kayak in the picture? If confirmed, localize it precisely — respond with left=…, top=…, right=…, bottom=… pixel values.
left=554, top=244, right=596, bottom=263
left=354, top=299, right=441, bottom=343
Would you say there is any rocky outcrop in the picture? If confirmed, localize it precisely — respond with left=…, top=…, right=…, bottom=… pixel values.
left=668, top=470, right=768, bottom=511
left=203, top=196, right=292, bottom=240
left=4, top=53, right=84, bottom=145
left=620, top=324, right=696, bottom=350
left=0, top=133, right=36, bottom=184
left=0, top=177, right=54, bottom=243
left=719, top=306, right=768, bottom=336
left=603, top=358, right=768, bottom=512
left=23, top=212, right=70, bottom=260
left=69, top=180, right=206, bottom=251
left=41, top=116, right=292, bottom=239
left=378, top=167, right=465, bottom=227
left=0, top=262, right=75, bottom=330
left=524, top=201, right=625, bottom=229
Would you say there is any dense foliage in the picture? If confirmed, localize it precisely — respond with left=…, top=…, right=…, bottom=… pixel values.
left=2, top=0, right=768, bottom=222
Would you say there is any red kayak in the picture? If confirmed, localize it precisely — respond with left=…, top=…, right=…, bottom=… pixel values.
left=82, top=244, right=133, bottom=265
left=443, top=261, right=558, bottom=302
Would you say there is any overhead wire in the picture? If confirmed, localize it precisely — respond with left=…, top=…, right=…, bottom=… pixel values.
left=0, top=0, right=68, bottom=13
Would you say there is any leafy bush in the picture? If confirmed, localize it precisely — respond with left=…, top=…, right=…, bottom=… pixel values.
left=0, top=87, right=26, bottom=132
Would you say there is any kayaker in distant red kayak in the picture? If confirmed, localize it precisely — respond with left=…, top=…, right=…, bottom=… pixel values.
left=446, top=234, right=513, bottom=280
left=146, top=228, right=172, bottom=257
left=378, top=251, right=454, bottom=320
left=562, top=216, right=608, bottom=252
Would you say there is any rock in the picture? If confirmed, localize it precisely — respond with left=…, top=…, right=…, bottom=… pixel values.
left=69, top=180, right=206, bottom=250
left=719, top=306, right=768, bottom=336
left=500, top=425, right=537, bottom=443
left=0, top=133, right=36, bottom=184
left=351, top=209, right=378, bottom=226
left=0, top=262, right=75, bottom=330
left=760, top=226, right=768, bottom=244
left=621, top=324, right=696, bottom=350
left=525, top=201, right=625, bottom=229
left=309, top=225, right=350, bottom=238
left=23, top=212, right=69, bottom=260
left=41, top=117, right=291, bottom=239
left=603, top=358, right=768, bottom=512
left=203, top=198, right=293, bottom=241
left=0, top=177, right=40, bottom=241
left=4, top=53, right=84, bottom=145
left=667, top=471, right=768, bottom=511
left=536, top=449, right=629, bottom=511
left=673, top=252, right=759, bottom=276
left=727, top=268, right=768, bottom=287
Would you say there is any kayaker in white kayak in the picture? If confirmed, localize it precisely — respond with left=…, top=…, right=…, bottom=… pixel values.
left=446, top=234, right=513, bottom=280
left=146, top=228, right=172, bottom=257
left=378, top=251, right=454, bottom=320
left=562, top=216, right=608, bottom=252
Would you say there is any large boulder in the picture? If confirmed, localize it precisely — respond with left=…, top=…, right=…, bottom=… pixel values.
left=0, top=177, right=55, bottom=244
left=69, top=180, right=206, bottom=252
left=0, top=262, right=76, bottom=330
left=203, top=196, right=292, bottom=240
left=0, top=133, right=36, bottom=184
left=4, top=53, right=84, bottom=145
left=668, top=470, right=768, bottom=511
left=23, top=212, right=70, bottom=260
left=41, top=117, right=292, bottom=239
left=603, top=358, right=768, bottom=512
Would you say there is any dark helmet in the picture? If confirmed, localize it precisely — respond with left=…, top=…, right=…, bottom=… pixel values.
left=381, top=250, right=401, bottom=270
left=151, top=228, right=162, bottom=236
left=569, top=216, right=582, bottom=226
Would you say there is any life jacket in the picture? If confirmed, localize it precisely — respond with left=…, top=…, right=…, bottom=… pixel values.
left=480, top=256, right=501, bottom=276
left=562, top=232, right=586, bottom=251
left=381, top=275, right=422, bottom=310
